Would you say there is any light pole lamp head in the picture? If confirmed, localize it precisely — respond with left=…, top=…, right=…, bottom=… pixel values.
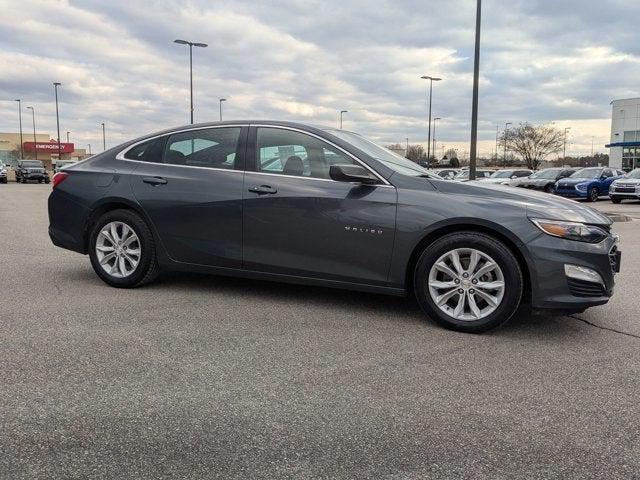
left=26, top=106, right=33, bottom=111
left=220, top=98, right=227, bottom=103
left=434, top=117, right=442, bottom=121
left=421, top=75, right=442, bottom=82
left=53, top=82, right=61, bottom=87
left=341, top=110, right=348, bottom=114
left=174, top=39, right=189, bottom=45
left=193, top=43, right=208, bottom=48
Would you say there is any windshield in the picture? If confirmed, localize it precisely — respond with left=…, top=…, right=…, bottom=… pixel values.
left=325, top=129, right=439, bottom=178
left=624, top=169, right=640, bottom=179
left=21, top=161, right=43, bottom=168
left=489, top=170, right=514, bottom=179
left=531, top=169, right=560, bottom=179
left=570, top=168, right=602, bottom=179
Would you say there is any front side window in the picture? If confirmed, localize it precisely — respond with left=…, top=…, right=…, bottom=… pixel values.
left=164, top=128, right=241, bottom=169
left=256, top=128, right=356, bottom=180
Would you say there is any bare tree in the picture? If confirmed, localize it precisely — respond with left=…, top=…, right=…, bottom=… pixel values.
left=406, top=144, right=426, bottom=163
left=500, top=123, right=564, bottom=170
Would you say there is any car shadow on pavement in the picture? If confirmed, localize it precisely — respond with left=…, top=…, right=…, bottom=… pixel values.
left=61, top=267, right=584, bottom=339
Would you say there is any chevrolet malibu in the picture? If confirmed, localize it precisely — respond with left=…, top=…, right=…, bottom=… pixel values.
left=48, top=121, right=621, bottom=333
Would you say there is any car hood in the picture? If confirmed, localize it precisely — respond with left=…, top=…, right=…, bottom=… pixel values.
left=478, top=178, right=510, bottom=184
left=556, top=177, right=593, bottom=186
left=614, top=178, right=640, bottom=186
left=431, top=179, right=612, bottom=226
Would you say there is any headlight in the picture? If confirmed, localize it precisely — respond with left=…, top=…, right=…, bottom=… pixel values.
left=530, top=218, right=608, bottom=243
left=575, top=183, right=588, bottom=191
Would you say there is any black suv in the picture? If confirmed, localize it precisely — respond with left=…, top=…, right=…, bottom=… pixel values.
left=48, top=121, right=620, bottom=333
left=16, top=160, right=49, bottom=184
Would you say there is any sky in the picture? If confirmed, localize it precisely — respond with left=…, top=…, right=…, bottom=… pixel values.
left=0, top=0, right=639, bottom=158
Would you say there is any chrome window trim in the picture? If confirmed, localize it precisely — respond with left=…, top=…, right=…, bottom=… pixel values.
left=114, top=123, right=393, bottom=187
left=115, top=124, right=247, bottom=164
left=244, top=169, right=394, bottom=188
left=251, top=124, right=391, bottom=186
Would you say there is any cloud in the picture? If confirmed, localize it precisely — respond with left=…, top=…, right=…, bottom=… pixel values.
left=0, top=0, right=638, bottom=157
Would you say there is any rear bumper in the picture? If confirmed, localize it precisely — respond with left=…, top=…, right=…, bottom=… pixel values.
left=48, top=189, right=90, bottom=254
left=526, top=233, right=618, bottom=310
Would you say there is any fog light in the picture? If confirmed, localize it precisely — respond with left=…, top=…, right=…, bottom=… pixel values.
left=564, top=264, right=604, bottom=285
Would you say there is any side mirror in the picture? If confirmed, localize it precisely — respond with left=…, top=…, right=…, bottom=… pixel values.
left=511, top=175, right=517, bottom=179
left=329, top=164, right=379, bottom=184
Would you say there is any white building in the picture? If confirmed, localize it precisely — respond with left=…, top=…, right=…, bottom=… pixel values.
left=607, top=98, right=640, bottom=171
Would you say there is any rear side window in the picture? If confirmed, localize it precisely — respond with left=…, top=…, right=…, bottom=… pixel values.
left=124, top=138, right=164, bottom=163
left=164, top=128, right=241, bottom=169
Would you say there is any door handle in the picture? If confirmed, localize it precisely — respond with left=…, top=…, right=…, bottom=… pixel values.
left=142, top=176, right=167, bottom=186
left=248, top=185, right=277, bottom=195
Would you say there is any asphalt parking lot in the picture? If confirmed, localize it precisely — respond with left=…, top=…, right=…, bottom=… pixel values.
left=1, top=184, right=639, bottom=479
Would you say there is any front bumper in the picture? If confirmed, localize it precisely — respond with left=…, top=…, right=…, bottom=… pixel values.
left=555, top=188, right=587, bottom=199
left=610, top=189, right=640, bottom=200
left=526, top=232, right=619, bottom=310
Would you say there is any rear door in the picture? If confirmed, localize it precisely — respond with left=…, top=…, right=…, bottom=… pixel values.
left=242, top=126, right=397, bottom=286
left=128, top=126, right=247, bottom=267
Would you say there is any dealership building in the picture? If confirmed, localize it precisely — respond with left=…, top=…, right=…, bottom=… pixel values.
left=0, top=132, right=89, bottom=170
left=607, top=97, right=640, bottom=171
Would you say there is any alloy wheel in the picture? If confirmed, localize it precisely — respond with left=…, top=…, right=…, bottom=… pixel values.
left=428, top=248, right=505, bottom=321
left=95, top=221, right=141, bottom=278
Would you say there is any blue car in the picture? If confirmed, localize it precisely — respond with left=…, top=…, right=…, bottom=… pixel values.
left=554, top=167, right=625, bottom=202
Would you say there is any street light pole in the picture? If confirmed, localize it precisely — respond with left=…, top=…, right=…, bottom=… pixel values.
left=503, top=122, right=512, bottom=167
left=406, top=137, right=409, bottom=156
left=219, top=98, right=226, bottom=121
left=15, top=99, right=23, bottom=158
left=53, top=82, right=62, bottom=160
left=495, top=124, right=499, bottom=165
left=87, top=144, right=91, bottom=155
left=174, top=39, right=208, bottom=124
left=340, top=110, right=348, bottom=129
left=468, top=0, right=482, bottom=180
left=433, top=117, right=441, bottom=160
left=66, top=131, right=70, bottom=143
left=421, top=75, right=442, bottom=164
left=101, top=123, right=106, bottom=151
left=563, top=127, right=571, bottom=160
left=26, top=106, right=37, bottom=161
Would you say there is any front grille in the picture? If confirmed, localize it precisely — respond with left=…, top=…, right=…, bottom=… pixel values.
left=567, top=278, right=606, bottom=297
left=609, top=245, right=621, bottom=273
left=614, top=186, right=636, bottom=193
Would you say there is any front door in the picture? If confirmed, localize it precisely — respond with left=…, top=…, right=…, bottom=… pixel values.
left=242, top=126, right=397, bottom=286
left=129, top=126, right=247, bottom=267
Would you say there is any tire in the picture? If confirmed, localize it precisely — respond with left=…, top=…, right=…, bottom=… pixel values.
left=611, top=198, right=622, bottom=204
left=88, top=209, right=160, bottom=288
left=38, top=179, right=42, bottom=184
left=44, top=178, right=50, bottom=184
left=544, top=183, right=554, bottom=193
left=414, top=232, right=523, bottom=333
left=587, top=187, right=599, bottom=202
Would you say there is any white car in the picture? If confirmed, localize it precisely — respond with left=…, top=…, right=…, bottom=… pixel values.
left=478, top=169, right=533, bottom=185
left=609, top=168, right=640, bottom=203
left=0, top=162, right=7, bottom=184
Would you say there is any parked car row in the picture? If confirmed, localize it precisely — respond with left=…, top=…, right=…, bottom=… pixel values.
left=430, top=165, right=639, bottom=203
left=0, top=160, right=79, bottom=184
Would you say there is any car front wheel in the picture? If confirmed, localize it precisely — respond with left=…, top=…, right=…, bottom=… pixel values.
left=611, top=198, right=622, bottom=204
left=587, top=187, right=599, bottom=202
left=414, top=232, right=523, bottom=333
left=89, top=209, right=160, bottom=288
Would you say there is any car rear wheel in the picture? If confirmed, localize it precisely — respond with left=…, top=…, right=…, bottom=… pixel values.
left=611, top=198, right=622, bottom=204
left=89, top=209, right=160, bottom=288
left=587, top=187, right=599, bottom=202
left=414, top=232, right=523, bottom=333
left=544, top=183, right=554, bottom=193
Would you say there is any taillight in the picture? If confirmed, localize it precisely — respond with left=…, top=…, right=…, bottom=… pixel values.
left=52, top=172, right=69, bottom=188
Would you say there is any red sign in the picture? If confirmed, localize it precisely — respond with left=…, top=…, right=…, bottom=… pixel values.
left=24, top=140, right=75, bottom=154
